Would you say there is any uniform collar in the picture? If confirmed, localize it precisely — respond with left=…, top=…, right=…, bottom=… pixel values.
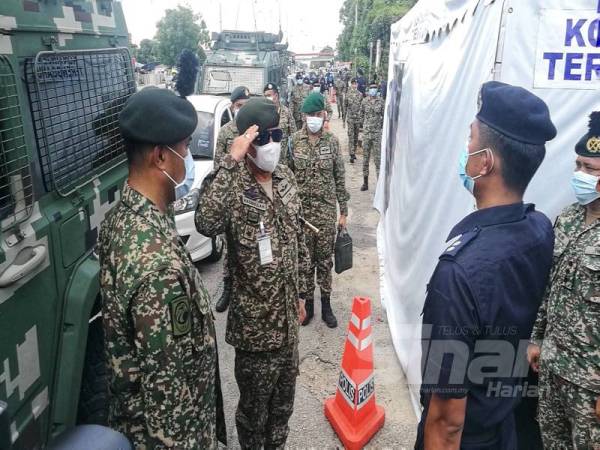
left=448, top=202, right=534, bottom=240
left=121, top=182, right=177, bottom=241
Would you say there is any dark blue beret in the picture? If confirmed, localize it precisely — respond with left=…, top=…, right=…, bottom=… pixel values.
left=575, top=111, right=600, bottom=157
left=263, top=83, right=278, bottom=93
left=119, top=87, right=197, bottom=145
left=476, top=81, right=557, bottom=145
left=236, top=98, right=280, bottom=134
left=230, top=86, right=250, bottom=103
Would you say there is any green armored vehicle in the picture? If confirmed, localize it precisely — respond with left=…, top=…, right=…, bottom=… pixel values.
left=0, top=1, right=135, bottom=448
left=200, top=29, right=290, bottom=101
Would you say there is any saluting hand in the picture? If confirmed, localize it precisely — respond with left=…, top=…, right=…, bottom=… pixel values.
left=230, top=125, right=259, bottom=162
left=527, top=343, right=541, bottom=373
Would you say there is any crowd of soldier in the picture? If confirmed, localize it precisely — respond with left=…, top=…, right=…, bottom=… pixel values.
left=96, top=63, right=600, bottom=449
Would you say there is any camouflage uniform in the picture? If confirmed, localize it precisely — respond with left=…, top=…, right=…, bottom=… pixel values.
left=215, top=118, right=239, bottom=165
left=360, top=96, right=385, bottom=178
left=195, top=155, right=309, bottom=449
left=277, top=104, right=297, bottom=167
left=290, top=85, right=310, bottom=130
left=290, top=128, right=350, bottom=299
left=334, top=78, right=347, bottom=119
left=344, top=88, right=363, bottom=159
left=99, top=183, right=225, bottom=450
left=531, top=203, right=600, bottom=449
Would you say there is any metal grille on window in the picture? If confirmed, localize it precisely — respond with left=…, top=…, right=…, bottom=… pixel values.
left=0, top=56, right=33, bottom=230
left=26, top=48, right=135, bottom=195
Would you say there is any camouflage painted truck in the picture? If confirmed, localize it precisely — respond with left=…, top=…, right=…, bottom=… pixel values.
left=0, top=1, right=136, bottom=448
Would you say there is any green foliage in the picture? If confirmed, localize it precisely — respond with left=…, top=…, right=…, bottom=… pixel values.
left=134, top=39, right=158, bottom=65
left=154, top=5, right=209, bottom=67
left=337, top=0, right=416, bottom=78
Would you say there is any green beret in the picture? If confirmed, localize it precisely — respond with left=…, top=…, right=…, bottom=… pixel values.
left=575, top=112, right=600, bottom=157
left=119, top=87, right=197, bottom=145
left=236, top=98, right=280, bottom=134
left=301, top=92, right=325, bottom=113
left=231, top=86, right=250, bottom=103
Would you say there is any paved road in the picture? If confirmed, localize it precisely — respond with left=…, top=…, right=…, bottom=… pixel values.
left=195, top=112, right=417, bottom=449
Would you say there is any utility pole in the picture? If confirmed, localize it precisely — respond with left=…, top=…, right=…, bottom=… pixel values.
left=375, top=39, right=381, bottom=76
left=368, top=41, right=373, bottom=81
left=219, top=2, right=223, bottom=32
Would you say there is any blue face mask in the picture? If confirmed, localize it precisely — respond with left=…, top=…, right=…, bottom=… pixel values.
left=458, top=147, right=488, bottom=194
left=164, top=146, right=195, bottom=200
left=368, top=88, right=378, bottom=96
left=571, top=171, right=600, bottom=205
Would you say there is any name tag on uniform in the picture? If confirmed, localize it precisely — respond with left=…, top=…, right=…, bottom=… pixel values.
left=319, top=146, right=332, bottom=155
left=584, top=246, right=600, bottom=256
left=257, top=221, right=273, bottom=265
left=243, top=195, right=267, bottom=211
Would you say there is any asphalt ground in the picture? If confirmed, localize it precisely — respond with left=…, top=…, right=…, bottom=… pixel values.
left=195, top=110, right=417, bottom=449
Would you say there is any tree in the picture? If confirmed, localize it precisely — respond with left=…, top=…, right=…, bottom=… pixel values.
left=154, top=5, right=210, bottom=67
left=336, top=0, right=416, bottom=78
left=135, top=39, right=158, bottom=65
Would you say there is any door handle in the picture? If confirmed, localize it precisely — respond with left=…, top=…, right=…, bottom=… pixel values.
left=0, top=245, right=47, bottom=287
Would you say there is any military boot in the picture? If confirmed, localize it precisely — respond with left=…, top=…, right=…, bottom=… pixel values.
left=215, top=278, right=231, bottom=312
left=350, top=155, right=356, bottom=163
left=321, top=295, right=338, bottom=328
left=301, top=299, right=314, bottom=326
left=360, top=176, right=368, bottom=191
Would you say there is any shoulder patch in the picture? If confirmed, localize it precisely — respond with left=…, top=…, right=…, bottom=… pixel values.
left=170, top=296, right=191, bottom=337
left=441, top=229, right=480, bottom=258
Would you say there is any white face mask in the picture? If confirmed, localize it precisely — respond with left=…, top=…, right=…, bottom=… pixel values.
left=247, top=142, right=281, bottom=173
left=313, top=87, right=321, bottom=94
left=306, top=116, right=324, bottom=133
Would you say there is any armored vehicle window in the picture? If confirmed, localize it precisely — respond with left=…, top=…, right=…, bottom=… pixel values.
left=25, top=49, right=135, bottom=195
left=0, top=56, right=33, bottom=229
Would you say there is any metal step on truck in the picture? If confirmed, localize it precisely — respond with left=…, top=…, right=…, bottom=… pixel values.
left=0, top=1, right=136, bottom=448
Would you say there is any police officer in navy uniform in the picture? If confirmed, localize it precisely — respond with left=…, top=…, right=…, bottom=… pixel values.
left=415, top=81, right=557, bottom=450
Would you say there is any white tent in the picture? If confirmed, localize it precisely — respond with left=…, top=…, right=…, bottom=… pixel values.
left=375, top=0, right=600, bottom=416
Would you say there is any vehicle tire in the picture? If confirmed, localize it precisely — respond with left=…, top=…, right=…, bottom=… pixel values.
left=76, top=315, right=109, bottom=426
left=205, top=235, right=224, bottom=263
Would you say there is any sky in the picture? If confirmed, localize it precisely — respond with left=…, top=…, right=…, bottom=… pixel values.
left=120, top=0, right=345, bottom=54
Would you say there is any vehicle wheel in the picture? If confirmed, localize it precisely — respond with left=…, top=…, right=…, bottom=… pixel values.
left=205, top=235, right=224, bottom=263
left=77, top=314, right=109, bottom=426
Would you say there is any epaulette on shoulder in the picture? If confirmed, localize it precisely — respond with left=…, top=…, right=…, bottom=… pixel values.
left=440, top=228, right=480, bottom=259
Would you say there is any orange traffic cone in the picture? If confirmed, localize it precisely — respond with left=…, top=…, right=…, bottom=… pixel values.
left=324, top=297, right=385, bottom=450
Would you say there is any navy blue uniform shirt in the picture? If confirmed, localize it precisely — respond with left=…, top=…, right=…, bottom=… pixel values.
left=416, top=203, right=554, bottom=450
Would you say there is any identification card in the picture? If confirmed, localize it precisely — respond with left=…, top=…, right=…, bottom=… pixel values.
left=257, top=221, right=273, bottom=265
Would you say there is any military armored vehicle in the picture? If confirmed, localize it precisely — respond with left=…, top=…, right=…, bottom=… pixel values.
left=0, top=1, right=134, bottom=448
left=200, top=29, right=290, bottom=101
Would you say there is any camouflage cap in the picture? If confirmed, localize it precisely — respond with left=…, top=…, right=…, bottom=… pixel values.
left=119, top=87, right=197, bottom=145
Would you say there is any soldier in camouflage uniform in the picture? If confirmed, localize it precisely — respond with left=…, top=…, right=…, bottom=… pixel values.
left=344, top=78, right=362, bottom=164
left=290, top=76, right=311, bottom=130
left=359, top=81, right=385, bottom=191
left=528, top=112, right=600, bottom=450
left=99, top=87, right=226, bottom=449
left=214, top=86, right=251, bottom=314
left=311, top=79, right=334, bottom=122
left=264, top=82, right=296, bottom=166
left=290, top=92, right=350, bottom=328
left=334, top=72, right=347, bottom=119
left=196, top=98, right=309, bottom=449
